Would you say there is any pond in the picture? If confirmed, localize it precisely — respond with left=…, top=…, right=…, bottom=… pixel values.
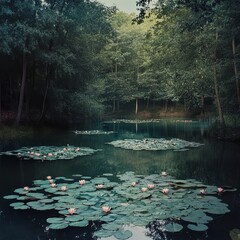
left=0, top=119, right=240, bottom=240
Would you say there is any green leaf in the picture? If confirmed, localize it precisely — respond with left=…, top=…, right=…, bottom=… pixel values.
left=165, top=223, right=183, bottom=232
left=187, top=223, right=208, bottom=231
left=113, top=230, right=133, bottom=240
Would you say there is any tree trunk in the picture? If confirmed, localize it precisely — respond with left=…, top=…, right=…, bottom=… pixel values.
left=16, top=53, right=27, bottom=125
left=201, top=95, right=205, bottom=116
left=213, top=32, right=225, bottom=126
left=0, top=76, right=1, bottom=124
left=112, top=98, right=116, bottom=113
left=117, top=99, right=119, bottom=112
left=135, top=98, right=138, bottom=115
left=38, top=64, right=50, bottom=123
left=165, top=100, right=168, bottom=112
left=146, top=97, right=149, bottom=109
left=232, top=37, right=240, bottom=107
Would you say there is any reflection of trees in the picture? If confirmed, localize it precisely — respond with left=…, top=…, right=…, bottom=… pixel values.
left=146, top=220, right=208, bottom=240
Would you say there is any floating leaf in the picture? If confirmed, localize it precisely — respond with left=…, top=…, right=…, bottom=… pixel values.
left=49, top=222, right=69, bottom=230
left=165, top=223, right=183, bottom=232
left=69, top=220, right=88, bottom=227
left=107, top=138, right=203, bottom=151
left=3, top=195, right=19, bottom=200
left=187, top=223, right=208, bottom=231
left=0, top=145, right=101, bottom=161
left=230, top=228, right=240, bottom=240
left=113, top=230, right=133, bottom=240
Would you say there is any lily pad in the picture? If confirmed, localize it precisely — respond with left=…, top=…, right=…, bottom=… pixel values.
left=165, top=223, right=183, bottom=232
left=107, top=138, right=203, bottom=151
left=49, top=222, right=69, bottom=230
left=187, top=223, right=208, bottom=231
left=0, top=145, right=101, bottom=161
left=114, top=230, right=133, bottom=240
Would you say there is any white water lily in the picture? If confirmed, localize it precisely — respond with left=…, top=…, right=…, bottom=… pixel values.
left=131, top=182, right=137, bottom=187
left=96, top=184, right=104, bottom=189
left=23, top=186, right=29, bottom=191
left=162, top=188, right=169, bottom=194
left=147, top=184, right=155, bottom=189
left=141, top=187, right=148, bottom=192
left=200, top=189, right=206, bottom=194
left=162, top=171, right=167, bottom=176
left=68, top=208, right=76, bottom=215
left=79, top=180, right=86, bottom=185
left=61, top=186, right=67, bottom=191
left=51, top=183, right=57, bottom=188
left=102, top=206, right=111, bottom=213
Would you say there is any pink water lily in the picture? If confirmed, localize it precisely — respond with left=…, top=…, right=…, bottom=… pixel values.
left=200, top=189, right=206, bottom=194
left=51, top=183, right=57, bottom=188
left=46, top=176, right=52, bottom=180
left=162, top=171, right=167, bottom=176
left=35, top=153, right=41, bottom=157
left=162, top=188, right=169, bottom=194
left=217, top=187, right=224, bottom=193
left=48, top=153, right=53, bottom=157
left=61, top=186, right=67, bottom=191
left=131, top=182, right=137, bottom=187
left=79, top=180, right=86, bottom=185
left=141, top=187, right=148, bottom=192
left=24, top=186, right=29, bottom=191
left=96, top=184, right=104, bottom=189
left=102, top=206, right=111, bottom=213
left=68, top=208, right=76, bottom=215
left=147, top=184, right=155, bottom=189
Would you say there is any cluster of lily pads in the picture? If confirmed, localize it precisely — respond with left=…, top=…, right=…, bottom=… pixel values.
left=103, top=119, right=197, bottom=124
left=73, top=130, right=115, bottom=135
left=103, top=119, right=163, bottom=124
left=3, top=172, right=234, bottom=239
left=107, top=138, right=203, bottom=151
left=0, top=145, right=101, bottom=161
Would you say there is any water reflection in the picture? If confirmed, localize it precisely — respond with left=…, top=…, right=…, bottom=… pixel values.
left=0, top=119, right=239, bottom=240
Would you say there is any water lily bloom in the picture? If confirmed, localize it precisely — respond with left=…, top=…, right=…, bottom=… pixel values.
left=75, top=147, right=80, bottom=152
left=35, top=153, right=41, bottom=157
left=51, top=183, right=57, bottom=188
left=79, top=180, right=86, bottom=185
left=46, top=176, right=52, bottom=180
left=68, top=208, right=76, bottom=215
left=102, top=206, right=111, bottom=213
left=200, top=189, right=206, bottom=194
left=131, top=182, right=137, bottom=187
left=147, top=184, right=155, bottom=189
left=49, top=179, right=54, bottom=183
left=61, top=186, right=67, bottom=191
left=24, top=186, right=29, bottom=191
left=96, top=184, right=104, bottom=189
left=63, top=148, right=67, bottom=151
left=48, top=153, right=53, bottom=157
left=162, top=188, right=169, bottom=194
left=141, top=187, right=148, bottom=192
left=217, top=187, right=224, bottom=193
left=162, top=172, right=167, bottom=176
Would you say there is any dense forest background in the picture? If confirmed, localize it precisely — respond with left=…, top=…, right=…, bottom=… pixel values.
left=0, top=0, right=239, bottom=126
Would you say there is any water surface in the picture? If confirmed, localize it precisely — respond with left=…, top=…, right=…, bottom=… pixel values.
left=0, top=119, right=239, bottom=240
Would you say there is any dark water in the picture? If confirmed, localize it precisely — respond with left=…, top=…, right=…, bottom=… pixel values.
left=0, top=119, right=240, bottom=240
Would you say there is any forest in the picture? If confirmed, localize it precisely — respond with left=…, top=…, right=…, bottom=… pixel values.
left=0, top=0, right=239, bottom=128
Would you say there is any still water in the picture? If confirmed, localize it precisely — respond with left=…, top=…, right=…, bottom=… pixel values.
left=0, top=119, right=240, bottom=240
